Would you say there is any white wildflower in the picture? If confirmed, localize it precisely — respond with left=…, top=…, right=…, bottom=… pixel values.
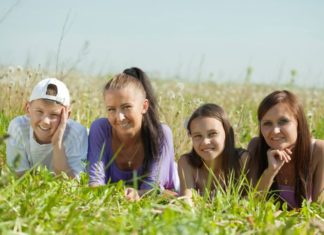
left=16, top=65, right=23, bottom=72
left=176, top=82, right=185, bottom=92
left=8, top=66, right=14, bottom=73
left=167, top=90, right=176, bottom=100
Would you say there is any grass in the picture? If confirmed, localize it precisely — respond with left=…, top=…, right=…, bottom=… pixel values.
left=0, top=68, right=324, bottom=234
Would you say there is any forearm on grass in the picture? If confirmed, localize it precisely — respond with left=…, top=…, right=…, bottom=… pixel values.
left=52, top=144, right=74, bottom=178
left=255, top=168, right=278, bottom=196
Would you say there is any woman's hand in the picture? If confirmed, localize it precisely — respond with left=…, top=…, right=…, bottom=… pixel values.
left=266, top=148, right=292, bottom=173
left=125, top=187, right=140, bottom=201
left=255, top=146, right=293, bottom=193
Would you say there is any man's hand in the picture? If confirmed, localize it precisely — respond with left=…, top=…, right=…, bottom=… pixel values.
left=51, top=106, right=69, bottom=148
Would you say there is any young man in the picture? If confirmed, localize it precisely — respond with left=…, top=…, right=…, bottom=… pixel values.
left=6, top=78, right=87, bottom=178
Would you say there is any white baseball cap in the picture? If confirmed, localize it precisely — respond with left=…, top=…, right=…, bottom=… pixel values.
left=29, top=78, right=70, bottom=106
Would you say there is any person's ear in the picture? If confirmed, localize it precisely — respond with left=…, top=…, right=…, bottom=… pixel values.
left=187, top=130, right=191, bottom=138
left=25, top=102, right=31, bottom=116
left=142, top=99, right=149, bottom=114
left=66, top=106, right=71, bottom=118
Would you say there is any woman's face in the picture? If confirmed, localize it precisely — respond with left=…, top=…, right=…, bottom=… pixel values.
left=104, top=85, right=148, bottom=139
left=190, top=116, right=226, bottom=166
left=260, top=103, right=298, bottom=150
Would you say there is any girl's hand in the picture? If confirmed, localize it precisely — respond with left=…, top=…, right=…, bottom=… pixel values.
left=266, top=148, right=292, bottom=173
left=125, top=188, right=140, bottom=201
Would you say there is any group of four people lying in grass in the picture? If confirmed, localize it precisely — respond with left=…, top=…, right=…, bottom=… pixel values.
left=6, top=67, right=324, bottom=209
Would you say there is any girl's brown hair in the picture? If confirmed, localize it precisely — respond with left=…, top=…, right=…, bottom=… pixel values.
left=251, top=90, right=311, bottom=206
left=185, top=103, right=241, bottom=182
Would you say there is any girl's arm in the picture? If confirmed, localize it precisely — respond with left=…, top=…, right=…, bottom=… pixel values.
left=312, top=140, right=324, bottom=203
left=239, top=151, right=250, bottom=174
left=178, top=155, right=196, bottom=204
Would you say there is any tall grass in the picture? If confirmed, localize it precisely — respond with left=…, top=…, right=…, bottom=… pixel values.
left=0, top=67, right=323, bottom=234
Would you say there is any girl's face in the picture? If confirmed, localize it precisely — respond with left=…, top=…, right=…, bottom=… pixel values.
left=260, top=103, right=298, bottom=150
left=190, top=116, right=226, bottom=165
left=104, top=85, right=149, bottom=139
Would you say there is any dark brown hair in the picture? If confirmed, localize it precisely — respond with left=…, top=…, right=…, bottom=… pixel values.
left=185, top=103, right=241, bottom=181
left=104, top=67, right=165, bottom=176
left=250, top=90, right=311, bottom=206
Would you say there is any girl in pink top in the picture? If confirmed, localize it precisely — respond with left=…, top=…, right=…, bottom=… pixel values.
left=178, top=104, right=248, bottom=205
left=248, top=90, right=324, bottom=209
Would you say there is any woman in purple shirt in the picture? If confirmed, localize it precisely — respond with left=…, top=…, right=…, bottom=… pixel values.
left=87, top=67, right=178, bottom=200
left=248, top=90, right=324, bottom=209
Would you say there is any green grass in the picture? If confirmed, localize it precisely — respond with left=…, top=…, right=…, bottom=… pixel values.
left=0, top=70, right=324, bottom=234
left=0, top=168, right=323, bottom=234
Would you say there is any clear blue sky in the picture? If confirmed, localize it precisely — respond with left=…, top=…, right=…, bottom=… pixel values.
left=1, top=0, right=323, bottom=86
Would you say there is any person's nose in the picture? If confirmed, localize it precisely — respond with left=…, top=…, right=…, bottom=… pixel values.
left=117, top=110, right=126, bottom=121
left=41, top=115, right=51, bottom=125
left=273, top=125, right=281, bottom=134
left=201, top=136, right=211, bottom=145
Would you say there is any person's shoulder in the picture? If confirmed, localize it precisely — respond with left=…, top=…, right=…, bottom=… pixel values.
left=9, top=115, right=29, bottom=125
left=313, top=139, right=324, bottom=164
left=247, top=136, right=260, bottom=153
left=8, top=115, right=29, bottom=133
left=160, top=123, right=171, bottom=132
left=313, top=139, right=324, bottom=153
left=236, top=147, right=248, bottom=157
left=90, top=118, right=110, bottom=129
left=178, top=153, right=193, bottom=169
left=314, top=139, right=324, bottom=147
left=67, top=119, right=85, bottom=128
left=66, top=119, right=87, bottom=133
left=160, top=123, right=174, bottom=139
left=248, top=136, right=260, bottom=147
left=236, top=147, right=250, bottom=169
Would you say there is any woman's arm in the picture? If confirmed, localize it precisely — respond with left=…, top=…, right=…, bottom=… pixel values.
left=87, top=119, right=109, bottom=186
left=247, top=137, right=291, bottom=194
left=312, top=139, right=324, bottom=203
left=140, top=124, right=179, bottom=191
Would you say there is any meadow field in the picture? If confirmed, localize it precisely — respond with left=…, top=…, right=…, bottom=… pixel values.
left=0, top=67, right=323, bottom=234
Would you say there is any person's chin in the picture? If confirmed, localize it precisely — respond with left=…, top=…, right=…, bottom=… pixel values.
left=117, top=128, right=136, bottom=137
left=270, top=143, right=289, bottom=150
left=35, top=133, right=52, bottom=144
left=200, top=153, right=218, bottom=162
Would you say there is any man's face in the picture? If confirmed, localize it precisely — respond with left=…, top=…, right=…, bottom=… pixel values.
left=26, top=99, right=63, bottom=144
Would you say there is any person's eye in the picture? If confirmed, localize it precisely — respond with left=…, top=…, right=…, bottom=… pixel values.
left=123, top=105, right=132, bottom=110
left=192, top=135, right=202, bottom=140
left=106, top=108, right=116, bottom=113
left=278, top=118, right=289, bottom=125
left=262, top=121, right=272, bottom=126
left=209, top=132, right=218, bottom=137
left=35, top=110, right=43, bottom=114
left=50, top=114, right=60, bottom=118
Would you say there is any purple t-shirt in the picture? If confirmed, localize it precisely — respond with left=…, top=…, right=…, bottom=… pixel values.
left=278, top=184, right=312, bottom=208
left=87, top=118, right=178, bottom=190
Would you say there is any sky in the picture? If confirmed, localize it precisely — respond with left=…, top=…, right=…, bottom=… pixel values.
left=0, top=0, right=324, bottom=86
